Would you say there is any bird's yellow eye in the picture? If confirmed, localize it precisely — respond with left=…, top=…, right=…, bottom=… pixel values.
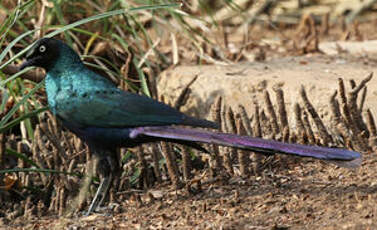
left=39, top=45, right=46, bottom=53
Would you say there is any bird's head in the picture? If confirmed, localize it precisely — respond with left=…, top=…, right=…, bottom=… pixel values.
left=20, top=38, right=81, bottom=72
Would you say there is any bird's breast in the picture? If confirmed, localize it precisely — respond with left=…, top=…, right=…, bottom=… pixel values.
left=45, top=74, right=59, bottom=114
left=45, top=73, right=81, bottom=119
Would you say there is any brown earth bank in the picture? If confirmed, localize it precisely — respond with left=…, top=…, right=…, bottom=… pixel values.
left=158, top=54, right=377, bottom=122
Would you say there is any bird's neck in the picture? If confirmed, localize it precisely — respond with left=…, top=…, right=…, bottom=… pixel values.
left=47, top=50, right=83, bottom=73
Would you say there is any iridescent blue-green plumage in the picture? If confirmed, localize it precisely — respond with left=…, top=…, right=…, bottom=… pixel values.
left=23, top=38, right=216, bottom=145
left=46, top=61, right=209, bottom=130
left=20, top=38, right=362, bottom=214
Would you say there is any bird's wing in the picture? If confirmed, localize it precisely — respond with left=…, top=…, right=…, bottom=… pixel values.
left=61, top=89, right=205, bottom=128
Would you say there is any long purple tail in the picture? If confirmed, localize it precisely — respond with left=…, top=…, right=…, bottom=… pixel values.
left=130, top=126, right=362, bottom=168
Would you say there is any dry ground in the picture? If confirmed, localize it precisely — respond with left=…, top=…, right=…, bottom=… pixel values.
left=5, top=153, right=377, bottom=229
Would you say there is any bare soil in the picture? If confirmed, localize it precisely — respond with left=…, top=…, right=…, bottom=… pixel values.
left=5, top=153, right=377, bottom=230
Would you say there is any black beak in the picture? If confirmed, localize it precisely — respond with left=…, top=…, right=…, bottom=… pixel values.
left=20, top=59, right=34, bottom=70
left=19, top=44, right=39, bottom=70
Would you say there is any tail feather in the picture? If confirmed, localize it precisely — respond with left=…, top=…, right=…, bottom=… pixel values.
left=328, top=158, right=362, bottom=168
left=129, top=126, right=362, bottom=167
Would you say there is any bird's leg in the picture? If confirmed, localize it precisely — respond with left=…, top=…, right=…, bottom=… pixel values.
left=86, top=172, right=112, bottom=215
left=96, top=171, right=113, bottom=209
left=86, top=147, right=119, bottom=215
left=86, top=175, right=111, bottom=215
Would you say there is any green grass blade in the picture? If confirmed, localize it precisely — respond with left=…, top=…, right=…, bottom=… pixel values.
left=46, top=4, right=180, bottom=38
left=0, top=0, right=34, bottom=47
left=5, top=148, right=38, bottom=167
left=0, top=106, right=47, bottom=133
left=0, top=3, right=179, bottom=71
left=0, top=87, right=8, bottom=113
left=0, top=29, right=37, bottom=66
left=133, top=57, right=151, bottom=97
left=0, top=66, right=32, bottom=86
left=0, top=167, right=82, bottom=178
left=0, top=79, right=45, bottom=129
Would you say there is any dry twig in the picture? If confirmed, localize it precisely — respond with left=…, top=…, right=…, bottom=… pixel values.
left=300, top=86, right=332, bottom=145
left=264, top=90, right=280, bottom=136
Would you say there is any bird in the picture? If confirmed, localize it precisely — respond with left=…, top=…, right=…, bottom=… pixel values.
left=20, top=37, right=361, bottom=215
